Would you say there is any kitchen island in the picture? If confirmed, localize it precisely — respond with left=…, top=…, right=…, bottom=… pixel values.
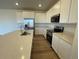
left=0, top=30, right=33, bottom=59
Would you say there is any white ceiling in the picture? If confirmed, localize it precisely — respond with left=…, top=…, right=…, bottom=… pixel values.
left=0, top=0, right=59, bottom=11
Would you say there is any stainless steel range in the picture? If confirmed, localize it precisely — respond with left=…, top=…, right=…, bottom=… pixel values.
left=46, top=26, right=64, bottom=45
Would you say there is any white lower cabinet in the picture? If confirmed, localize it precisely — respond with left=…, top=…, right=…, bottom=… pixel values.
left=52, top=35, right=72, bottom=59
left=52, top=35, right=60, bottom=54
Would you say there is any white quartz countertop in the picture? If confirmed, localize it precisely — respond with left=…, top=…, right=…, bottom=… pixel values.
left=53, top=32, right=74, bottom=45
left=0, top=30, right=33, bottom=59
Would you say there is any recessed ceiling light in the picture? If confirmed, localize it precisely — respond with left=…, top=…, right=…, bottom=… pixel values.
left=38, top=4, right=42, bottom=7
left=16, top=3, right=19, bottom=6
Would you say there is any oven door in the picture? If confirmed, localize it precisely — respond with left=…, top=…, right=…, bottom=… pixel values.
left=46, top=33, right=52, bottom=45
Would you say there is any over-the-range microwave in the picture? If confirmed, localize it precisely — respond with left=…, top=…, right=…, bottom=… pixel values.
left=51, top=14, right=60, bottom=23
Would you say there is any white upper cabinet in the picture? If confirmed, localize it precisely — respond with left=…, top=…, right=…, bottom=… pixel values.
left=35, top=12, right=47, bottom=23
left=16, top=10, right=23, bottom=23
left=60, top=0, right=71, bottom=23
left=22, top=11, right=35, bottom=18
left=69, top=0, right=78, bottom=23
left=16, top=10, right=35, bottom=23
left=16, top=11, right=48, bottom=23
left=60, top=0, right=77, bottom=23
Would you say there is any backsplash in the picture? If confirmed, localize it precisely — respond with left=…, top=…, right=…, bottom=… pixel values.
left=61, top=24, right=76, bottom=34
left=35, top=23, right=77, bottom=34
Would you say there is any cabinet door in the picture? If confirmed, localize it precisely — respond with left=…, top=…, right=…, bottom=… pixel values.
left=16, top=11, right=23, bottom=23
left=52, top=35, right=60, bottom=54
left=69, top=0, right=78, bottom=23
left=35, top=13, right=47, bottom=23
left=58, top=38, right=72, bottom=59
left=60, top=0, right=71, bottom=23
left=22, top=11, right=34, bottom=18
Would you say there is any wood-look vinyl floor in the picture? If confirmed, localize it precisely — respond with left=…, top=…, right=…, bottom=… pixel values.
left=31, top=35, right=60, bottom=59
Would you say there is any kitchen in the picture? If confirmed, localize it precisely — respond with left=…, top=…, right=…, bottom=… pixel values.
left=0, top=0, right=78, bottom=59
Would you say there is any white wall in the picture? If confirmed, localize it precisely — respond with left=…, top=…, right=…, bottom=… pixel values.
left=0, top=9, right=17, bottom=35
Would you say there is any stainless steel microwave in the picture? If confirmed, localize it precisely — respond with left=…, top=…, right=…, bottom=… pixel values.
left=51, top=14, right=60, bottom=23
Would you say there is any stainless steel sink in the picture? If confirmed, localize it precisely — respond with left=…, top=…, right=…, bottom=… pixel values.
left=21, top=31, right=30, bottom=36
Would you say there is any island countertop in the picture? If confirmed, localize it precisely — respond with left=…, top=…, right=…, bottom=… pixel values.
left=0, top=30, right=33, bottom=59
left=53, top=32, right=74, bottom=45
